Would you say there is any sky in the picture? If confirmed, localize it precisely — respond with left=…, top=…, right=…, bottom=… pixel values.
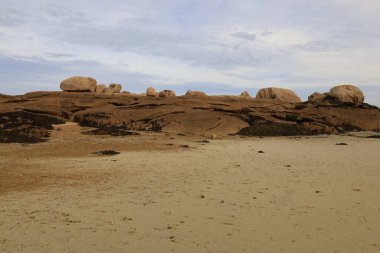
left=0, top=0, right=379, bottom=105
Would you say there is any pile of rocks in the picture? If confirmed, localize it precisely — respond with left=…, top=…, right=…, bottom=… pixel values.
left=95, top=83, right=122, bottom=94
left=59, top=77, right=366, bottom=105
left=308, top=85, right=365, bottom=104
left=60, top=76, right=123, bottom=94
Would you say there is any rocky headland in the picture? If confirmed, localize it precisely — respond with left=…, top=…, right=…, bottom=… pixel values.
left=0, top=76, right=379, bottom=143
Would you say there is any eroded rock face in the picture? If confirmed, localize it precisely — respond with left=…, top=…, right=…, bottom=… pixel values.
left=108, top=83, right=122, bottom=93
left=95, top=84, right=107, bottom=94
left=146, top=87, right=158, bottom=97
left=256, top=87, right=302, bottom=103
left=0, top=111, right=65, bottom=143
left=185, top=90, right=207, bottom=97
left=60, top=76, right=97, bottom=92
left=308, top=92, right=328, bottom=103
left=159, top=90, right=176, bottom=97
left=0, top=90, right=379, bottom=143
left=329, top=85, right=364, bottom=104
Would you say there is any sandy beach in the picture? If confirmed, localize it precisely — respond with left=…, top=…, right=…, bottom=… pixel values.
left=2, top=0, right=380, bottom=251
left=1, top=124, right=379, bottom=253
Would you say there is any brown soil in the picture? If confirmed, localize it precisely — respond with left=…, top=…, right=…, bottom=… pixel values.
left=0, top=122, right=200, bottom=195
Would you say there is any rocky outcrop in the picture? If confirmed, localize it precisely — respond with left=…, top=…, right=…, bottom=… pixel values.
left=0, top=89, right=379, bottom=143
left=95, top=84, right=107, bottom=94
left=60, top=76, right=97, bottom=92
left=329, top=85, right=364, bottom=104
left=0, top=111, right=65, bottom=143
left=240, top=91, right=251, bottom=98
left=185, top=90, right=207, bottom=97
left=146, top=87, right=158, bottom=97
left=256, top=87, right=302, bottom=103
left=159, top=90, right=176, bottom=97
left=108, top=83, right=122, bottom=93
left=308, top=92, right=328, bottom=103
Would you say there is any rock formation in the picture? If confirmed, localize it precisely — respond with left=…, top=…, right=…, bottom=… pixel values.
left=95, top=84, right=107, bottom=94
left=108, top=83, right=122, bottom=93
left=0, top=88, right=379, bottom=143
left=146, top=87, right=158, bottom=97
left=240, top=91, right=251, bottom=98
left=60, top=76, right=97, bottom=92
left=159, top=90, right=176, bottom=97
left=308, top=92, right=327, bottom=103
left=256, top=87, right=302, bottom=103
left=185, top=90, right=207, bottom=97
left=329, top=85, right=364, bottom=104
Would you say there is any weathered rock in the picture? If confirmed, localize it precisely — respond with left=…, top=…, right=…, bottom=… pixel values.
left=185, top=90, right=207, bottom=97
left=93, top=150, right=120, bottom=156
left=240, top=91, right=251, bottom=98
left=95, top=84, right=107, bottom=94
left=108, top=83, right=122, bottom=93
left=103, top=88, right=111, bottom=94
left=0, top=93, right=13, bottom=100
left=0, top=90, right=379, bottom=143
left=0, top=111, right=65, bottom=143
left=308, top=92, right=327, bottom=103
left=60, top=76, right=97, bottom=92
left=83, top=126, right=140, bottom=136
left=146, top=87, right=158, bottom=97
left=329, top=85, right=364, bottom=104
left=159, top=90, right=176, bottom=97
left=256, top=87, right=302, bottom=103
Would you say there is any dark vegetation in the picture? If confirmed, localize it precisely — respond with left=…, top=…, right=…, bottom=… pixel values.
left=0, top=111, right=64, bottom=143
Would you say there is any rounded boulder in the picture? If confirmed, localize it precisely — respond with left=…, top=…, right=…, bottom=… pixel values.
left=329, top=85, right=364, bottom=104
left=256, top=87, right=302, bottom=103
left=308, top=92, right=327, bottom=103
left=95, top=84, right=107, bottom=93
left=159, top=90, right=176, bottom=97
left=146, top=87, right=158, bottom=97
left=60, top=76, right=97, bottom=92
left=185, top=90, right=207, bottom=97
left=108, top=83, right=122, bottom=93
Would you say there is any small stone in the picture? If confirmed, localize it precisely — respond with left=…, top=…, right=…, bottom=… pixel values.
left=108, top=83, right=122, bottom=93
left=146, top=87, right=158, bottom=97
left=159, top=90, right=176, bottom=97
left=93, top=150, right=120, bottom=156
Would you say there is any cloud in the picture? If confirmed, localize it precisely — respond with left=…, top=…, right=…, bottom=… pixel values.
left=0, top=0, right=379, bottom=106
left=0, top=54, right=162, bottom=94
left=231, top=32, right=256, bottom=42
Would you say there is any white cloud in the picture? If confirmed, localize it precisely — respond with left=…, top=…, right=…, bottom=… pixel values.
left=0, top=0, right=379, bottom=105
left=258, top=29, right=312, bottom=47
